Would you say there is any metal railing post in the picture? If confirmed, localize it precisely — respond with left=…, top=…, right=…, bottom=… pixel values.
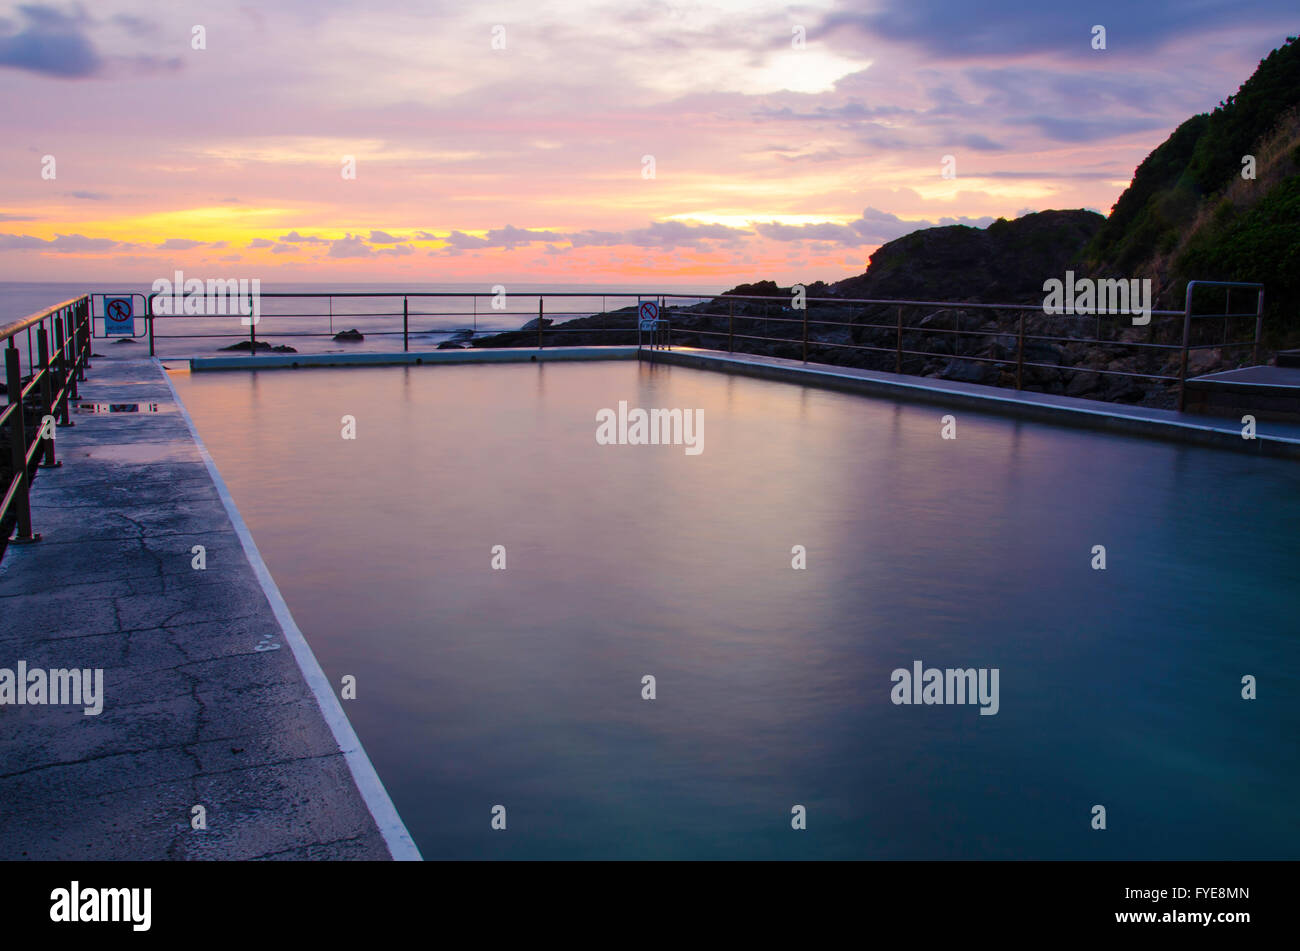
left=72, top=308, right=84, bottom=377
left=1178, top=282, right=1195, bottom=411
left=4, top=345, right=38, bottom=542
left=895, top=305, right=903, bottom=373
left=1253, top=288, right=1265, bottom=366
left=74, top=308, right=86, bottom=382
left=728, top=299, right=734, bottom=353
left=1222, top=288, right=1230, bottom=347
left=537, top=297, right=544, bottom=349
left=80, top=299, right=92, bottom=370
left=36, top=326, right=58, bottom=469
left=1016, top=312, right=1025, bottom=390
left=147, top=295, right=155, bottom=357
left=403, top=296, right=409, bottom=352
left=82, top=301, right=91, bottom=372
left=53, top=319, right=71, bottom=426
left=801, top=300, right=808, bottom=363
left=64, top=311, right=79, bottom=400
left=249, top=298, right=257, bottom=355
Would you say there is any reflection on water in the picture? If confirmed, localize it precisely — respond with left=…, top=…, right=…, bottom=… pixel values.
left=171, top=361, right=1300, bottom=859
left=74, top=402, right=169, bottom=414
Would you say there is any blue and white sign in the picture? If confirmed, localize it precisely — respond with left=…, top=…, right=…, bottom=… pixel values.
left=638, top=298, right=659, bottom=331
left=103, top=296, right=134, bottom=336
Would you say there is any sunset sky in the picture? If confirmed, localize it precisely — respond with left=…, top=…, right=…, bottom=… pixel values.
left=0, top=1, right=1294, bottom=286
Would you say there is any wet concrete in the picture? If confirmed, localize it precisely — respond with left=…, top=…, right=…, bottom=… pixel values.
left=0, top=355, right=417, bottom=860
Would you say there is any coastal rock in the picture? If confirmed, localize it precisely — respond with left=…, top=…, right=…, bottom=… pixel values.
left=723, top=280, right=783, bottom=298
left=1023, top=342, right=1064, bottom=365
left=831, top=210, right=1106, bottom=304
left=219, top=340, right=272, bottom=351
left=1186, top=348, right=1222, bottom=375
left=1065, top=371, right=1102, bottom=397
left=940, top=358, right=1001, bottom=385
left=437, top=341, right=466, bottom=349
left=519, top=317, right=553, bottom=332
left=333, top=328, right=364, bottom=341
left=1102, top=376, right=1146, bottom=402
left=926, top=337, right=955, bottom=356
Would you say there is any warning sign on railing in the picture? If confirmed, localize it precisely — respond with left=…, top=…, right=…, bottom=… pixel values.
left=103, top=296, right=134, bottom=336
left=638, top=299, right=659, bottom=331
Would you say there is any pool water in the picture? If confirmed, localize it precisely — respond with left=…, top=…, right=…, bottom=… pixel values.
left=170, top=360, right=1300, bottom=859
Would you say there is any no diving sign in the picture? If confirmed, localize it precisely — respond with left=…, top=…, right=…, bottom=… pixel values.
left=638, top=299, right=659, bottom=330
left=103, top=296, right=134, bottom=336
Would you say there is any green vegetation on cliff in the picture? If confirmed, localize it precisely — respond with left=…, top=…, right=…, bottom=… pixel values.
left=1083, top=35, right=1300, bottom=341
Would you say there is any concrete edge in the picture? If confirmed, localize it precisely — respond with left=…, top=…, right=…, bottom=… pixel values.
left=154, top=357, right=423, bottom=861
left=1185, top=378, right=1300, bottom=394
left=183, top=343, right=1300, bottom=458
left=646, top=349, right=1300, bottom=459
left=190, top=345, right=640, bottom=371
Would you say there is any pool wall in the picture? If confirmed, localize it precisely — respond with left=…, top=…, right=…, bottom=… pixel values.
left=190, top=346, right=1300, bottom=460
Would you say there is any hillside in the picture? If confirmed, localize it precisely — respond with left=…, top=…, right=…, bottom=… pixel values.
left=830, top=210, right=1103, bottom=303
left=1082, top=35, right=1300, bottom=344
left=474, top=37, right=1300, bottom=408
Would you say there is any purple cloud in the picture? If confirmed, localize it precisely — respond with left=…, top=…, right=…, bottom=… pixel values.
left=279, top=231, right=330, bottom=244
left=755, top=208, right=996, bottom=246
left=0, top=232, right=122, bottom=252
left=328, top=233, right=372, bottom=257
left=0, top=5, right=102, bottom=78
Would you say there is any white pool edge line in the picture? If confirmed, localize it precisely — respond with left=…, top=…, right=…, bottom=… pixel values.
left=653, top=350, right=1300, bottom=448
left=154, top=357, right=423, bottom=861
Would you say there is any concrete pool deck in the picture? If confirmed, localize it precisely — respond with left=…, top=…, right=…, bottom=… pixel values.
left=0, top=355, right=419, bottom=860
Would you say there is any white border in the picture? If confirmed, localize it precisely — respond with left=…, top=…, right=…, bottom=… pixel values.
left=155, top=357, right=422, bottom=861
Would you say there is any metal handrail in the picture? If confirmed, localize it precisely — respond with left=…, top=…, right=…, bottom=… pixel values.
left=2, top=295, right=92, bottom=552
left=0, top=295, right=88, bottom=341
left=121, top=284, right=1265, bottom=400
left=1177, top=281, right=1265, bottom=410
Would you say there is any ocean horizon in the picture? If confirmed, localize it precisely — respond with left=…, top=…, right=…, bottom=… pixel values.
left=1, top=280, right=728, bottom=357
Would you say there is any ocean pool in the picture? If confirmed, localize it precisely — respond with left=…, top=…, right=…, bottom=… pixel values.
left=169, top=359, right=1300, bottom=859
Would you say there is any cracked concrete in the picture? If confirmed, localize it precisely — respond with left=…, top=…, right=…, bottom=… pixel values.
left=0, top=356, right=401, bottom=859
